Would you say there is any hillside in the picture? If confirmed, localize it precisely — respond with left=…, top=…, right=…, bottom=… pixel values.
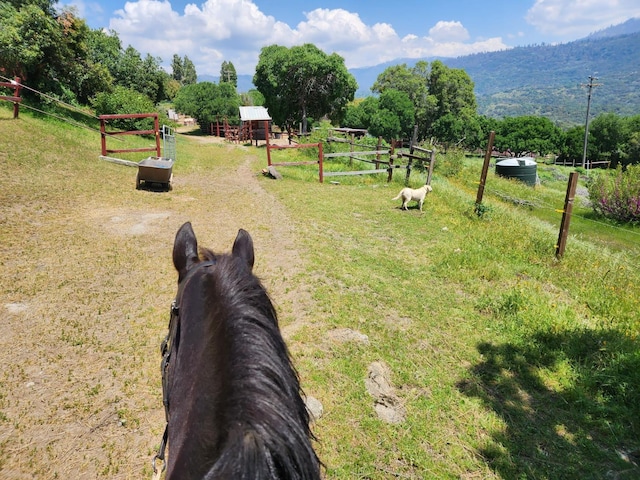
left=204, top=20, right=640, bottom=126
left=350, top=29, right=640, bottom=126
left=446, top=32, right=640, bottom=124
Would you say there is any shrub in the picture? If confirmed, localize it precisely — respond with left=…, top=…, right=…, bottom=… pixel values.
left=91, top=86, right=159, bottom=133
left=587, top=165, right=640, bottom=224
left=434, top=149, right=465, bottom=178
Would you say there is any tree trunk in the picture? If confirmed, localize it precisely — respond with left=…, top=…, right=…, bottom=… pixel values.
left=302, top=104, right=308, bottom=134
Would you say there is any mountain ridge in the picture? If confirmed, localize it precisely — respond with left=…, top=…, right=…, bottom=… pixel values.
left=200, top=18, right=640, bottom=126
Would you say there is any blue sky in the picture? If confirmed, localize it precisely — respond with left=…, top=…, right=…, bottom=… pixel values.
left=60, top=0, right=640, bottom=76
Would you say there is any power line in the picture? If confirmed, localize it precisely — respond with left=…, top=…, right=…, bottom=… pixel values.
left=18, top=102, right=108, bottom=136
left=0, top=74, right=99, bottom=120
left=1, top=75, right=122, bottom=140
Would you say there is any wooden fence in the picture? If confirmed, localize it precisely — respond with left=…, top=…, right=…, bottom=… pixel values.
left=323, top=126, right=435, bottom=185
left=264, top=126, right=436, bottom=184
left=99, top=113, right=161, bottom=159
left=0, top=77, right=22, bottom=119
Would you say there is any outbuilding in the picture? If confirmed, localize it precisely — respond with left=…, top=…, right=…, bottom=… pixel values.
left=239, top=106, right=272, bottom=145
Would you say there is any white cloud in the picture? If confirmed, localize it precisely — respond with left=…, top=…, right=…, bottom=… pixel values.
left=526, top=0, right=640, bottom=36
left=106, top=0, right=509, bottom=76
left=428, top=21, right=470, bottom=42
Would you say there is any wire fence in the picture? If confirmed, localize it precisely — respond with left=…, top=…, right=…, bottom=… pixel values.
left=483, top=184, right=640, bottom=243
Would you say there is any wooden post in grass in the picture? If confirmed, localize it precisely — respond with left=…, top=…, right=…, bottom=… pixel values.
left=405, top=124, right=418, bottom=185
left=387, top=141, right=396, bottom=183
left=426, top=148, right=436, bottom=186
left=0, top=77, right=22, bottom=118
left=555, top=171, right=579, bottom=258
left=476, top=131, right=495, bottom=207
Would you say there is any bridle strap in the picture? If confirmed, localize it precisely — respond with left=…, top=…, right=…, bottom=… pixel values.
left=153, top=260, right=216, bottom=477
left=161, top=301, right=180, bottom=419
left=152, top=424, right=168, bottom=477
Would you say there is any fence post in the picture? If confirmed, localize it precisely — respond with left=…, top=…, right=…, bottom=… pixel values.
left=100, top=118, right=107, bottom=156
left=476, top=130, right=495, bottom=207
left=318, top=142, right=324, bottom=183
left=12, top=77, right=21, bottom=119
left=154, top=114, right=161, bottom=156
left=426, top=148, right=436, bottom=186
left=555, top=171, right=579, bottom=258
left=387, top=141, right=395, bottom=183
left=266, top=124, right=272, bottom=166
left=405, top=124, right=418, bottom=185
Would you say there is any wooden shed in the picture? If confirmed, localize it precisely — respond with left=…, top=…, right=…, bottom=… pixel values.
left=239, top=106, right=272, bottom=145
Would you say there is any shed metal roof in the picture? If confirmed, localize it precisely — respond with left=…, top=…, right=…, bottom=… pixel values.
left=239, top=106, right=271, bottom=122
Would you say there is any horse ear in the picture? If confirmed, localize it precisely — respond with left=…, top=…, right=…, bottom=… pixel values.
left=173, top=222, right=199, bottom=280
left=232, top=229, right=255, bottom=271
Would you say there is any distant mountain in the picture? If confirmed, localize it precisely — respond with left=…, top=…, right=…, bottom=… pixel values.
left=349, top=19, right=640, bottom=125
left=587, top=17, right=640, bottom=39
left=200, top=19, right=640, bottom=126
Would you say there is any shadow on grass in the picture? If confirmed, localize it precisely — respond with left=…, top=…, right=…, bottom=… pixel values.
left=458, top=329, right=640, bottom=479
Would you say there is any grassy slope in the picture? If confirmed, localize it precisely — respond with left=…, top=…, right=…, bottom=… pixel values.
left=1, top=105, right=639, bottom=479
left=256, top=145, right=640, bottom=478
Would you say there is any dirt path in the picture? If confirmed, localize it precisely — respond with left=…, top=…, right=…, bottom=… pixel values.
left=0, top=143, right=311, bottom=479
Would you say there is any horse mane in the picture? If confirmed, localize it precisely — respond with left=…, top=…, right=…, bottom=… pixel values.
left=194, top=247, right=321, bottom=480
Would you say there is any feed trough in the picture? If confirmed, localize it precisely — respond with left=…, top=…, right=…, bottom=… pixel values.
left=136, top=156, right=174, bottom=191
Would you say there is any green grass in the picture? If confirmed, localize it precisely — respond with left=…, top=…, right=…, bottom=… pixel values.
left=254, top=141, right=640, bottom=478
left=1, top=103, right=639, bottom=479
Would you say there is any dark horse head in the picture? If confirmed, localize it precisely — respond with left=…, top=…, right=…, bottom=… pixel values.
left=161, top=222, right=321, bottom=479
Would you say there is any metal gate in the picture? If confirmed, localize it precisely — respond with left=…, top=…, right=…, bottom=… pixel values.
left=162, top=125, right=176, bottom=161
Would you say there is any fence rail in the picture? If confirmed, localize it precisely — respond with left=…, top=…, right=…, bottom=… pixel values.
left=99, top=113, right=161, bottom=157
left=0, top=76, right=22, bottom=118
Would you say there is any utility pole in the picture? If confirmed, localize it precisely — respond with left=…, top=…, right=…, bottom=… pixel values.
left=581, top=75, right=601, bottom=170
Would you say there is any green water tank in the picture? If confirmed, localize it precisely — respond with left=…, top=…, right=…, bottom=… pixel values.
left=495, top=157, right=538, bottom=186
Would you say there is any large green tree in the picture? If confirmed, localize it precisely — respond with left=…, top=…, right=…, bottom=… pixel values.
left=589, top=112, right=626, bottom=166
left=0, top=3, right=105, bottom=102
left=170, top=54, right=196, bottom=87
left=495, top=116, right=563, bottom=156
left=171, top=54, right=183, bottom=84
left=371, top=60, right=475, bottom=141
left=220, top=61, right=237, bottom=88
left=431, top=113, right=484, bottom=152
left=111, top=46, right=168, bottom=104
left=253, top=43, right=357, bottom=134
left=182, top=56, right=197, bottom=85
left=173, top=81, right=240, bottom=131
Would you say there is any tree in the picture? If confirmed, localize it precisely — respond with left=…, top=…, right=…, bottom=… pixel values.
left=377, top=89, right=415, bottom=140
left=113, top=47, right=168, bottom=103
left=220, top=61, right=237, bottom=88
left=171, top=54, right=197, bottom=86
left=432, top=113, right=483, bottom=152
left=557, top=125, right=586, bottom=165
left=342, top=90, right=414, bottom=143
left=495, top=116, right=563, bottom=156
left=241, top=89, right=264, bottom=106
left=371, top=60, right=475, bottom=141
left=589, top=112, right=626, bottom=166
left=369, top=109, right=401, bottom=142
left=91, top=85, right=157, bottom=131
left=254, top=43, right=357, bottom=134
left=372, top=61, right=431, bottom=138
left=173, top=81, right=240, bottom=131
left=182, top=56, right=197, bottom=85
left=171, top=54, right=183, bottom=84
